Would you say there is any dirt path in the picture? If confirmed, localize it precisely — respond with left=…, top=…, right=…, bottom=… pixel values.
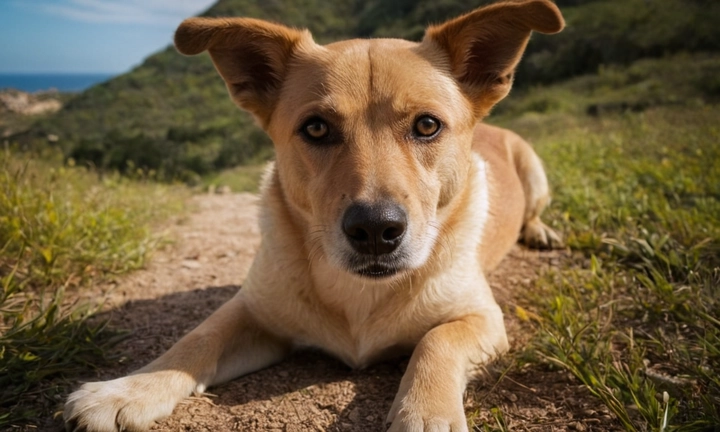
left=49, top=193, right=614, bottom=431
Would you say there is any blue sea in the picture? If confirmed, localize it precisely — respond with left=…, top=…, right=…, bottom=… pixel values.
left=0, top=73, right=115, bottom=93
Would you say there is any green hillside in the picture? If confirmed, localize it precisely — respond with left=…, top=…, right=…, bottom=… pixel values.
left=17, top=0, right=359, bottom=182
left=12, top=0, right=720, bottom=181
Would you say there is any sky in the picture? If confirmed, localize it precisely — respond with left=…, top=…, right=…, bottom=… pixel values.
left=0, top=0, right=217, bottom=74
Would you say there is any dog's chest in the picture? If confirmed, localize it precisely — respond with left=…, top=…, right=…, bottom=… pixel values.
left=311, top=277, right=407, bottom=367
left=306, top=269, right=482, bottom=368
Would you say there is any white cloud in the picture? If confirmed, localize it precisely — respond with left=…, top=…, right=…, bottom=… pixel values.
left=35, top=0, right=217, bottom=26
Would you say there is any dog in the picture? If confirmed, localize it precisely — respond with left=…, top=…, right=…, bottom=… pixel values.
left=64, top=1, right=564, bottom=430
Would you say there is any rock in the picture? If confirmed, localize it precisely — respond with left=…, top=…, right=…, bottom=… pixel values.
left=0, top=89, right=62, bottom=115
left=348, top=408, right=360, bottom=422
left=569, top=421, right=587, bottom=431
left=500, top=389, right=518, bottom=402
left=181, top=259, right=202, bottom=269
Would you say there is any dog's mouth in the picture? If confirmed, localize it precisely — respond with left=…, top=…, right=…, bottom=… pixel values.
left=346, top=252, right=411, bottom=279
left=355, top=264, right=399, bottom=279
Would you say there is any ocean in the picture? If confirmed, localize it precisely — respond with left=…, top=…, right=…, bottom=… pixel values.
left=0, top=73, right=116, bottom=93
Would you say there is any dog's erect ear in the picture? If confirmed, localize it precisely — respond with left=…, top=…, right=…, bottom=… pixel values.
left=175, top=17, right=313, bottom=125
left=423, top=0, right=564, bottom=117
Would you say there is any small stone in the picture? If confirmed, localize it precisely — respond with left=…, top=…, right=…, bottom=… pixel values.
left=500, top=389, right=518, bottom=402
left=181, top=259, right=201, bottom=269
left=348, top=408, right=360, bottom=422
left=569, top=422, right=586, bottom=431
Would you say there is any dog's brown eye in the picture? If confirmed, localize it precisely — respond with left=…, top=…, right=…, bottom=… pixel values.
left=414, top=116, right=441, bottom=138
left=302, top=118, right=329, bottom=140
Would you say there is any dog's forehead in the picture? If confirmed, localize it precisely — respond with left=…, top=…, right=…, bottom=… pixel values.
left=280, top=38, right=468, bottom=120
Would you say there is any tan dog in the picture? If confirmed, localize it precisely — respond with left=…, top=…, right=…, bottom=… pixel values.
left=64, top=1, right=564, bottom=431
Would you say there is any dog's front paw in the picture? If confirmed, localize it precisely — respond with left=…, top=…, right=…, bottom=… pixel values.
left=521, top=217, right=564, bottom=250
left=386, top=392, right=468, bottom=432
left=64, top=372, right=195, bottom=432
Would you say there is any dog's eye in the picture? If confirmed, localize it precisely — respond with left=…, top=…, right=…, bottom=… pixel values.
left=413, top=116, right=441, bottom=138
left=302, top=118, right=329, bottom=141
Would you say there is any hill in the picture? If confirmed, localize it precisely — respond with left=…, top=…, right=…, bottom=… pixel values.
left=11, top=0, right=720, bottom=181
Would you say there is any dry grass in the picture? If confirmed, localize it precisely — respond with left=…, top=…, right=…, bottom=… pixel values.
left=0, top=150, right=187, bottom=426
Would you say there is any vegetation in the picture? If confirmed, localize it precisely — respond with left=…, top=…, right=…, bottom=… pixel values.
left=2, top=0, right=718, bottom=429
left=495, top=53, right=720, bottom=119
left=479, top=100, right=720, bottom=429
left=515, top=0, right=720, bottom=85
left=10, top=0, right=720, bottom=181
left=0, top=151, right=186, bottom=425
left=202, top=164, right=266, bottom=193
left=0, top=90, right=73, bottom=138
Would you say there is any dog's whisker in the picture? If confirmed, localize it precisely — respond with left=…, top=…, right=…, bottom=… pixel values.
left=306, top=240, right=326, bottom=273
left=428, top=220, right=455, bottom=263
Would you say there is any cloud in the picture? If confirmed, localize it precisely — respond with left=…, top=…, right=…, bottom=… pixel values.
left=35, top=0, right=216, bottom=26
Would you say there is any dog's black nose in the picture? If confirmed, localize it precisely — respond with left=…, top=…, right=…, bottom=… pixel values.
left=342, top=202, right=407, bottom=255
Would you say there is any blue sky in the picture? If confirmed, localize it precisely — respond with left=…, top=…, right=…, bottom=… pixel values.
left=0, top=0, right=216, bottom=74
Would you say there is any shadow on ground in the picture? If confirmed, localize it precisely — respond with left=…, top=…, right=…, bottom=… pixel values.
left=42, top=248, right=616, bottom=432
left=49, top=285, right=403, bottom=431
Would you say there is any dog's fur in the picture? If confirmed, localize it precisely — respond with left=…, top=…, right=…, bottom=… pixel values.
left=64, top=1, right=564, bottom=431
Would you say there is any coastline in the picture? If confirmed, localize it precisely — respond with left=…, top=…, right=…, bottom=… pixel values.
left=0, top=73, right=115, bottom=93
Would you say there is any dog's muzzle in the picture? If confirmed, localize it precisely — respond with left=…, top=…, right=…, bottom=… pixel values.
left=341, top=201, right=407, bottom=278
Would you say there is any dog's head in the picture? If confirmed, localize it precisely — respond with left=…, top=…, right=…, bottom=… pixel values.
left=175, top=1, right=563, bottom=281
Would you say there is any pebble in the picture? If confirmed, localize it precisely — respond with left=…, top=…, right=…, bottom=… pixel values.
left=569, top=421, right=587, bottom=431
left=181, top=259, right=201, bottom=269
left=348, top=408, right=360, bottom=422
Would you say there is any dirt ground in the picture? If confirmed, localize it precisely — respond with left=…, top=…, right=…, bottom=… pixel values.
left=38, top=193, right=618, bottom=431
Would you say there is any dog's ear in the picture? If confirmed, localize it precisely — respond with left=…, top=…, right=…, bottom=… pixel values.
left=423, top=0, right=564, bottom=117
left=175, top=17, right=313, bottom=125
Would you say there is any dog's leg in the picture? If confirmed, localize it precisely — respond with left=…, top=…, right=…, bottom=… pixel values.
left=64, top=292, right=289, bottom=432
left=386, top=308, right=509, bottom=432
left=512, top=137, right=564, bottom=249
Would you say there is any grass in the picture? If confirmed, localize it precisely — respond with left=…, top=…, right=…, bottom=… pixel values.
left=494, top=53, right=720, bottom=119
left=484, top=104, right=720, bottom=430
left=0, top=150, right=187, bottom=426
left=201, top=163, right=266, bottom=193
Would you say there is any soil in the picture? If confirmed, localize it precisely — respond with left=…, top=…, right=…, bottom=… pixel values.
left=36, top=193, right=619, bottom=431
